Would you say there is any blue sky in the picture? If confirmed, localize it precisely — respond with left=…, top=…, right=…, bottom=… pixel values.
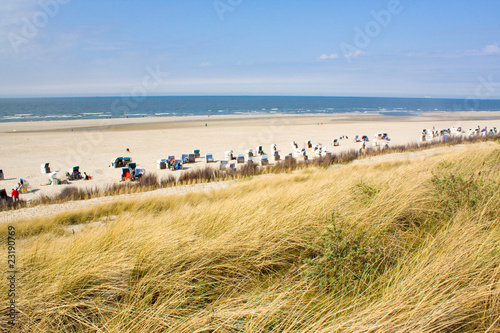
left=0, top=0, right=499, bottom=98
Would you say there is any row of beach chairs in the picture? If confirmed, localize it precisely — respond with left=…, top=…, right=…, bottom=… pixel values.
left=421, top=126, right=498, bottom=142
left=157, top=150, right=214, bottom=170
left=154, top=132, right=392, bottom=171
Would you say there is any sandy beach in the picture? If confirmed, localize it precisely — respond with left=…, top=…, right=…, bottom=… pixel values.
left=1, top=111, right=499, bottom=202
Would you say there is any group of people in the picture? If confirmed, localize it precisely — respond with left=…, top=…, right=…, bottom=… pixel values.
left=6, top=179, right=26, bottom=203
left=67, top=170, right=91, bottom=181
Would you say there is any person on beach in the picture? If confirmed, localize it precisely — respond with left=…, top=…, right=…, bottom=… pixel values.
left=11, top=188, right=19, bottom=203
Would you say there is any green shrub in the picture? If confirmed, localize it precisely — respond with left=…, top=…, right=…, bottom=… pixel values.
left=303, top=213, right=391, bottom=293
left=431, top=172, right=497, bottom=216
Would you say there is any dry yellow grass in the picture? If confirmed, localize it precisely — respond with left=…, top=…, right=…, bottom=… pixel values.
left=1, top=142, right=500, bottom=332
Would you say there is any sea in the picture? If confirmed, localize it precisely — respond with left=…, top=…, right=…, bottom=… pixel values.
left=1, top=96, right=500, bottom=123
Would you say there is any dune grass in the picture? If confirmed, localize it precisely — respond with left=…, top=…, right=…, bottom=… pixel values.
left=1, top=142, right=500, bottom=332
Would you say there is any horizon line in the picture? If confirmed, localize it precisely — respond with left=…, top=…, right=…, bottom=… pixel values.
left=1, top=94, right=500, bottom=101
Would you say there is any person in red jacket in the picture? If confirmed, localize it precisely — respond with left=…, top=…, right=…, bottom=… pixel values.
left=11, top=188, right=19, bottom=203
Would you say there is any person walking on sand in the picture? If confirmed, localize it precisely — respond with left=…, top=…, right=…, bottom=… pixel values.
left=11, top=188, right=19, bottom=203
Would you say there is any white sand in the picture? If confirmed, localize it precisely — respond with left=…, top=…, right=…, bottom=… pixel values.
left=0, top=111, right=499, bottom=202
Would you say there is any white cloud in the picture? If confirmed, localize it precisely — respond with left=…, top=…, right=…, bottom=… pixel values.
left=482, top=44, right=500, bottom=55
left=458, top=44, right=500, bottom=57
left=344, top=50, right=364, bottom=59
left=318, top=53, right=339, bottom=60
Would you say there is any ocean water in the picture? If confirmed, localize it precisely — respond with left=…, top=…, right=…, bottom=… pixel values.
left=1, top=96, right=500, bottom=123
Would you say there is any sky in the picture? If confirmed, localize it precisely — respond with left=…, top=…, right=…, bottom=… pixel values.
left=0, top=0, right=499, bottom=98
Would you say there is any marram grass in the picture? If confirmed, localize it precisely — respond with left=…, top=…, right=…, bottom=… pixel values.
left=1, top=142, right=500, bottom=332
